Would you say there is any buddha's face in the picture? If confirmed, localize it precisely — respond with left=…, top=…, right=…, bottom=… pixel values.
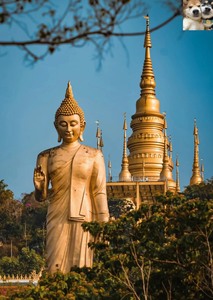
left=56, top=114, right=84, bottom=143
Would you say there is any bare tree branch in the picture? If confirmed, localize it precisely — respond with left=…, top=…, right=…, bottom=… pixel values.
left=0, top=0, right=181, bottom=63
left=0, top=11, right=181, bottom=46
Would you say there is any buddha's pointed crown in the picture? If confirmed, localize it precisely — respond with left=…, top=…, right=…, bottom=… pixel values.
left=55, top=81, right=85, bottom=127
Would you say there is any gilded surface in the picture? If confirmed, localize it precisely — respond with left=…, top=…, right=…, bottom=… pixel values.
left=33, top=83, right=109, bottom=274
left=190, top=119, right=203, bottom=185
left=127, top=16, right=175, bottom=184
left=119, top=113, right=132, bottom=182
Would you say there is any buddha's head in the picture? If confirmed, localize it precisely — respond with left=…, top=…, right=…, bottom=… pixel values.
left=54, top=82, right=86, bottom=143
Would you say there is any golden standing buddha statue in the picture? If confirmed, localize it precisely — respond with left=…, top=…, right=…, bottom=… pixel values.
left=33, top=82, right=109, bottom=274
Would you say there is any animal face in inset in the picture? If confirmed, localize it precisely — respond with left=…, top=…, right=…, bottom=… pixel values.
left=201, top=0, right=213, bottom=18
left=184, top=0, right=202, bottom=20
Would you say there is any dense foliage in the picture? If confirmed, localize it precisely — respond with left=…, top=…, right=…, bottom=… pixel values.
left=0, top=180, right=46, bottom=275
left=0, top=247, right=44, bottom=276
left=108, top=198, right=135, bottom=219
left=10, top=179, right=213, bottom=299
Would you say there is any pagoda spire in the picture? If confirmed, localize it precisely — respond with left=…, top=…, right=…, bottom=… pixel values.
left=119, top=113, right=132, bottom=182
left=190, top=119, right=202, bottom=185
left=99, top=130, right=104, bottom=152
left=108, top=156, right=112, bottom=182
left=127, top=16, right=170, bottom=183
left=96, top=120, right=101, bottom=149
left=160, top=116, right=174, bottom=182
left=140, top=15, right=156, bottom=97
left=176, top=155, right=180, bottom=193
left=201, top=160, right=204, bottom=181
left=134, top=14, right=161, bottom=116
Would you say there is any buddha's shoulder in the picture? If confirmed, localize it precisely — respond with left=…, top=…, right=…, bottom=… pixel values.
left=37, top=146, right=60, bottom=158
left=80, top=145, right=103, bottom=158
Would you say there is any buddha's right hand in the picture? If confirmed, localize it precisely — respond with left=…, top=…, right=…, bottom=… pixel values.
left=34, top=165, right=46, bottom=191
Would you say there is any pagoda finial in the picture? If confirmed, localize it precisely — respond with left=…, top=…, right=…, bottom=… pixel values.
left=190, top=119, right=202, bottom=185
left=108, top=155, right=112, bottom=182
left=144, top=15, right=152, bottom=48
left=201, top=159, right=204, bottom=181
left=140, top=15, right=156, bottom=96
left=99, top=130, right=104, bottom=152
left=119, top=113, right=132, bottom=182
left=176, top=155, right=180, bottom=193
left=96, top=120, right=101, bottom=149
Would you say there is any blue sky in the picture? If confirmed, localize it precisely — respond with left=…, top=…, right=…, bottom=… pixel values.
left=0, top=2, right=212, bottom=199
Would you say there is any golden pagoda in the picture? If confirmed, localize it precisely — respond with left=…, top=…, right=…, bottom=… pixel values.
left=127, top=15, right=175, bottom=189
left=106, top=16, right=202, bottom=206
left=106, top=16, right=171, bottom=206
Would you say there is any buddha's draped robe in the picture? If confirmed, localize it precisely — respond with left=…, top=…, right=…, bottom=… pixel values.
left=35, top=143, right=109, bottom=274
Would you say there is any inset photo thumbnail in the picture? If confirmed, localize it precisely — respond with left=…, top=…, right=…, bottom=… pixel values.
left=183, top=0, right=213, bottom=30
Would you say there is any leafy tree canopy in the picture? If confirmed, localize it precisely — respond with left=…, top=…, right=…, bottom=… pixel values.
left=0, top=180, right=22, bottom=243
left=0, top=179, right=14, bottom=204
left=11, top=179, right=213, bottom=299
left=0, top=180, right=47, bottom=260
left=0, top=247, right=44, bottom=276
